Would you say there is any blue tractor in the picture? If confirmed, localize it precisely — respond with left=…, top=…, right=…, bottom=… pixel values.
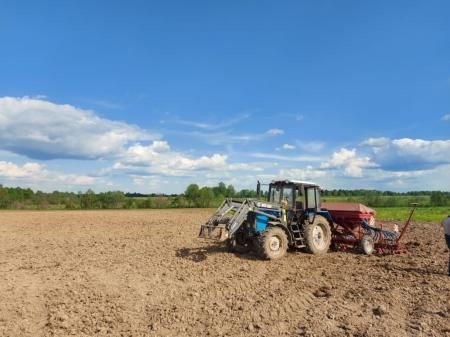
left=198, top=180, right=333, bottom=259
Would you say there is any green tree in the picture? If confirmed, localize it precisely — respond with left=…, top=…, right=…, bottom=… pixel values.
left=81, top=189, right=98, bottom=209
left=171, top=195, right=188, bottom=208
left=213, top=182, right=227, bottom=197
left=99, top=191, right=126, bottom=209
left=225, top=184, right=236, bottom=197
left=0, top=185, right=6, bottom=208
left=197, top=187, right=214, bottom=207
left=430, top=191, right=446, bottom=206
left=185, top=184, right=200, bottom=207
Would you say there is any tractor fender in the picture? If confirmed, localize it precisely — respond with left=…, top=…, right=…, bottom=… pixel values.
left=266, top=222, right=294, bottom=245
left=316, top=210, right=333, bottom=226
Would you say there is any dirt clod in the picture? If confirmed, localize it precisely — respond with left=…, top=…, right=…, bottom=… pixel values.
left=313, top=286, right=332, bottom=298
left=373, top=305, right=388, bottom=316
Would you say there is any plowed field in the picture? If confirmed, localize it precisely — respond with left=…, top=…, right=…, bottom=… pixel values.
left=0, top=210, right=449, bottom=337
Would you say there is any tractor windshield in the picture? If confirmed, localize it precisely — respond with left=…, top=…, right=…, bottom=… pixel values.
left=305, top=187, right=319, bottom=209
left=282, top=186, right=294, bottom=207
left=269, top=185, right=281, bottom=204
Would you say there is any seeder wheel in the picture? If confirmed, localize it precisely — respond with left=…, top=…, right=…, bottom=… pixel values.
left=360, top=235, right=374, bottom=255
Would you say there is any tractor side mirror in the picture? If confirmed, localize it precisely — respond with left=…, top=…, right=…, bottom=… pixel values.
left=256, top=181, right=261, bottom=198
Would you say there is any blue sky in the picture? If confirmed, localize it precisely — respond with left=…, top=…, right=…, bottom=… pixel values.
left=0, top=0, right=449, bottom=193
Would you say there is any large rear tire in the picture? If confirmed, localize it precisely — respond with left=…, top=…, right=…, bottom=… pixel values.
left=304, top=215, right=331, bottom=254
left=257, top=226, right=288, bottom=260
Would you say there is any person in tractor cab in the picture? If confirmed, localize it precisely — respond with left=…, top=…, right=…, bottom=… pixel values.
left=443, top=215, right=450, bottom=276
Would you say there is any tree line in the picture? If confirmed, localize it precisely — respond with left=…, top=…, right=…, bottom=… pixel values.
left=321, top=189, right=450, bottom=207
left=0, top=183, right=256, bottom=210
left=321, top=189, right=450, bottom=197
left=0, top=183, right=449, bottom=210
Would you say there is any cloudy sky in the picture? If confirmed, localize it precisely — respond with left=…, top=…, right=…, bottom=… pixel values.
left=0, top=1, right=449, bottom=193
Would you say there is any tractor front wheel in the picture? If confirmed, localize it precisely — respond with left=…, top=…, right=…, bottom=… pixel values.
left=257, top=226, right=288, bottom=260
left=304, top=216, right=331, bottom=254
left=226, top=230, right=252, bottom=254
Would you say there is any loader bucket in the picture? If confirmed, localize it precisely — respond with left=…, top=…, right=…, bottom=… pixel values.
left=198, top=224, right=228, bottom=241
left=198, top=198, right=247, bottom=241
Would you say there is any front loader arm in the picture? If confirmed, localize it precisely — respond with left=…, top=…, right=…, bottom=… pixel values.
left=199, top=198, right=250, bottom=240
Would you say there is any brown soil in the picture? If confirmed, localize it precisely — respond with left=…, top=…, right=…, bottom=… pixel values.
left=0, top=209, right=449, bottom=337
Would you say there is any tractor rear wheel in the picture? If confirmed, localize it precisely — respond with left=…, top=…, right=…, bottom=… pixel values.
left=304, top=215, right=331, bottom=254
left=360, top=235, right=374, bottom=255
left=257, top=226, right=288, bottom=260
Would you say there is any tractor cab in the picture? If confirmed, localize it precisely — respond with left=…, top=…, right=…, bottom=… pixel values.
left=258, top=179, right=321, bottom=212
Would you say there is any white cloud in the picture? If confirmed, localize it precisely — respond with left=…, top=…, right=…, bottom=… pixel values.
left=251, top=152, right=324, bottom=162
left=360, top=137, right=390, bottom=147
left=337, top=164, right=450, bottom=191
left=266, top=128, right=284, bottom=136
left=296, top=141, right=325, bottom=152
left=162, top=113, right=250, bottom=130
left=131, top=175, right=169, bottom=190
left=57, top=174, right=96, bottom=185
left=321, top=148, right=377, bottom=177
left=178, top=128, right=286, bottom=146
left=173, top=154, right=227, bottom=170
left=109, top=139, right=268, bottom=183
left=392, top=138, right=450, bottom=158
left=122, top=141, right=171, bottom=164
left=0, top=161, right=96, bottom=187
left=0, top=161, right=45, bottom=178
left=442, top=114, right=450, bottom=121
left=281, top=144, right=296, bottom=150
left=278, top=166, right=327, bottom=181
left=361, top=137, right=450, bottom=170
left=113, top=141, right=228, bottom=176
left=276, top=141, right=324, bottom=152
left=0, top=96, right=154, bottom=160
left=227, top=163, right=264, bottom=172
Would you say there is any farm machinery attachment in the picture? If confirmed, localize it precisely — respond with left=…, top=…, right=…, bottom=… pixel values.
left=199, top=179, right=418, bottom=259
left=198, top=198, right=253, bottom=241
left=328, top=203, right=418, bottom=255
